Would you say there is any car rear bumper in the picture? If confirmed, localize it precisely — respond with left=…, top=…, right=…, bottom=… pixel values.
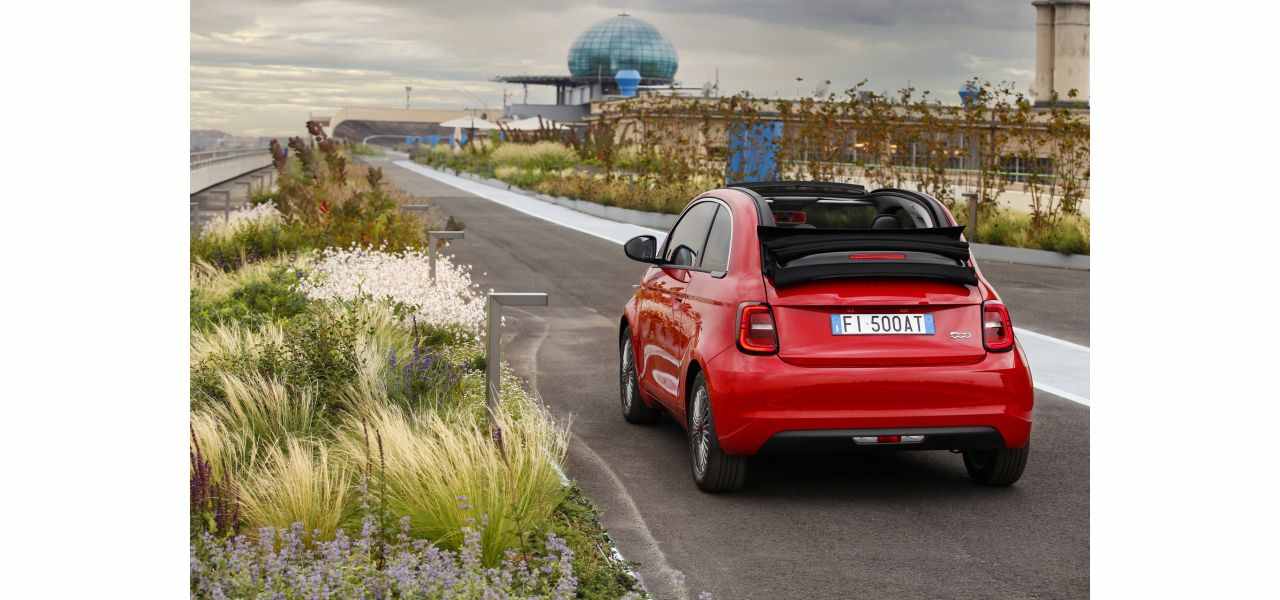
left=702, top=344, right=1034, bottom=455
left=757, top=426, right=1005, bottom=454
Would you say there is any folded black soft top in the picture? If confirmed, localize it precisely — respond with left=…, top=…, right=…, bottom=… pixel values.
left=758, top=225, right=978, bottom=287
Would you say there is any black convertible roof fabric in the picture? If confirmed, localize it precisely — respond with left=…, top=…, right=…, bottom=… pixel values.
left=758, top=226, right=977, bottom=287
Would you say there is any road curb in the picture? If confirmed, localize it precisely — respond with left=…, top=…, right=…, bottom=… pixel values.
left=439, top=167, right=1088, bottom=271
left=970, top=243, right=1089, bottom=271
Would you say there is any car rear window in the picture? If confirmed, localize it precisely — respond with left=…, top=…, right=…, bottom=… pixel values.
left=768, top=198, right=938, bottom=230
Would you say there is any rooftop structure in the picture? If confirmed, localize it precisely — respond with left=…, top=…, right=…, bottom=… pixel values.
left=496, top=14, right=679, bottom=121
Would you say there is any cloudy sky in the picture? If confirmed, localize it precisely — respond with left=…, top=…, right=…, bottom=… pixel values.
left=192, top=0, right=1037, bottom=136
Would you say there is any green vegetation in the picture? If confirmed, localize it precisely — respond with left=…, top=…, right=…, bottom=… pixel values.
left=954, top=204, right=1091, bottom=255
left=415, top=80, right=1090, bottom=254
left=191, top=132, right=641, bottom=598
left=349, top=142, right=384, bottom=156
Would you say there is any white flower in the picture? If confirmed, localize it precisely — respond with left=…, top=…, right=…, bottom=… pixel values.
left=200, top=201, right=283, bottom=239
left=297, top=246, right=487, bottom=334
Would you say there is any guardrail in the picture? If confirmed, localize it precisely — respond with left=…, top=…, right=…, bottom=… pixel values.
left=191, top=147, right=274, bottom=195
left=190, top=147, right=270, bottom=169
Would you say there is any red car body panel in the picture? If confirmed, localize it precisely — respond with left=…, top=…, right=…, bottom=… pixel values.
left=621, top=187, right=1034, bottom=455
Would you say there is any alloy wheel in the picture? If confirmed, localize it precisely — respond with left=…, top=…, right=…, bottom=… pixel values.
left=691, top=386, right=712, bottom=478
left=620, top=339, right=636, bottom=412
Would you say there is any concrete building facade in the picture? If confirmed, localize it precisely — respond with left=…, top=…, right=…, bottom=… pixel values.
left=1033, top=0, right=1090, bottom=106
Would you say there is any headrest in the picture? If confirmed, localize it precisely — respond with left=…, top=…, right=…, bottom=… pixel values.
left=871, top=214, right=900, bottom=230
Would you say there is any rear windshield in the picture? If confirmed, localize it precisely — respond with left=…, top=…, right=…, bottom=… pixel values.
left=767, top=197, right=939, bottom=230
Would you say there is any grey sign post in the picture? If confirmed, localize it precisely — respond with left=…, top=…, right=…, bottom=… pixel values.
left=963, top=192, right=979, bottom=243
left=427, top=230, right=465, bottom=281
left=485, top=292, right=549, bottom=422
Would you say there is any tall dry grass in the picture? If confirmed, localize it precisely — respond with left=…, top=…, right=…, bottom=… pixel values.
left=239, top=437, right=354, bottom=539
left=335, top=400, right=569, bottom=564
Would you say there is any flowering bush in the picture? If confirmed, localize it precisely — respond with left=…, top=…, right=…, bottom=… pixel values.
left=298, top=246, right=488, bottom=335
left=190, top=517, right=597, bottom=600
left=200, top=201, right=284, bottom=240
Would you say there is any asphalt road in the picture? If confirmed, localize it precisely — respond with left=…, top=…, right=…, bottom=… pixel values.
left=374, top=157, right=1089, bottom=600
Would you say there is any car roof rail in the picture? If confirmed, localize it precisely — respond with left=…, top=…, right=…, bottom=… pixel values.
left=729, top=181, right=868, bottom=197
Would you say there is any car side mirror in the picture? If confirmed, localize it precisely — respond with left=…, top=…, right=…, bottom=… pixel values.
left=623, top=235, right=663, bottom=264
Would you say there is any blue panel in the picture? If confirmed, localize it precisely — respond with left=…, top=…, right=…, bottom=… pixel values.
left=924, top=314, right=936, bottom=334
left=830, top=314, right=841, bottom=335
left=726, top=120, right=783, bottom=184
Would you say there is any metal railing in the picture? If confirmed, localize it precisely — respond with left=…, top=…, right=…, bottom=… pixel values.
left=190, top=147, right=271, bottom=169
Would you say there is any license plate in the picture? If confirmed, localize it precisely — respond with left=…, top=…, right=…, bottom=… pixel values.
left=830, top=313, right=935, bottom=336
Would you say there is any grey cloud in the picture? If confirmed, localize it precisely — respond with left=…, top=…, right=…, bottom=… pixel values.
left=192, top=0, right=1038, bottom=135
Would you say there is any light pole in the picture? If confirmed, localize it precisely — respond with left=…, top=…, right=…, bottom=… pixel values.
left=795, top=77, right=804, bottom=99
left=405, top=86, right=412, bottom=110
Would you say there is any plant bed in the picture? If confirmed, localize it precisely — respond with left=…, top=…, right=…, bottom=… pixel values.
left=411, top=142, right=1088, bottom=256
left=190, top=140, right=644, bottom=598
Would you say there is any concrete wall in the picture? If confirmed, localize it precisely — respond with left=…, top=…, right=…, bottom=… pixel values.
left=1032, top=0, right=1090, bottom=105
left=1053, top=2, right=1090, bottom=103
left=191, top=151, right=272, bottom=195
left=1034, top=2, right=1057, bottom=104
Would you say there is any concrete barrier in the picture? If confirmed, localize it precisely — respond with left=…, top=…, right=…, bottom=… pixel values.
left=190, top=150, right=272, bottom=195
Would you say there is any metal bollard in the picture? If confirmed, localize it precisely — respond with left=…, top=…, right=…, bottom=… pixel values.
left=964, top=192, right=979, bottom=243
left=485, top=292, right=549, bottom=422
left=427, top=230, right=465, bottom=281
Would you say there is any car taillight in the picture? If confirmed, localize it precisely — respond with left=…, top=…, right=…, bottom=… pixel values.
left=982, top=301, right=1014, bottom=352
left=738, top=304, right=778, bottom=354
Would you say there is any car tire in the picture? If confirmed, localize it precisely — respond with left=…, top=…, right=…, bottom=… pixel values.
left=619, top=334, right=658, bottom=425
left=962, top=443, right=1029, bottom=486
left=688, top=372, right=747, bottom=493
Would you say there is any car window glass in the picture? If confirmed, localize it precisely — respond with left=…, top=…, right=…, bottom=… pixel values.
left=664, top=202, right=718, bottom=266
left=768, top=198, right=938, bottom=229
left=699, top=206, right=732, bottom=272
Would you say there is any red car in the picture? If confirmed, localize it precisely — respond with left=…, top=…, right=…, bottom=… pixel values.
left=619, top=181, right=1033, bottom=492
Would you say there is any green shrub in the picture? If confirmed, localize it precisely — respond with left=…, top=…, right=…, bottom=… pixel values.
left=277, top=307, right=364, bottom=403
left=320, top=185, right=425, bottom=251
left=1034, top=219, right=1091, bottom=255
left=192, top=220, right=311, bottom=271
left=491, top=141, right=578, bottom=171
left=349, top=143, right=383, bottom=156
left=191, top=265, right=309, bottom=330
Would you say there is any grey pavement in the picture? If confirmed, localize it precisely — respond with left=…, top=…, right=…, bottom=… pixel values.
left=373, top=156, right=1089, bottom=600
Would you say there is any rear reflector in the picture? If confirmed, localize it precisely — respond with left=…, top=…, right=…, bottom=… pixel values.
left=852, top=434, right=926, bottom=445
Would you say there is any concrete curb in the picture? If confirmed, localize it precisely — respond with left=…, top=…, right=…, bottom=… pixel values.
left=970, top=243, right=1089, bottom=271
left=438, top=167, right=1088, bottom=271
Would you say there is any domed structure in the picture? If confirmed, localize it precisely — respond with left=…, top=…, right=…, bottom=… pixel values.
left=567, top=14, right=678, bottom=83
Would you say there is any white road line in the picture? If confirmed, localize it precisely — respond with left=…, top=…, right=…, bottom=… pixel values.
left=399, top=161, right=1090, bottom=406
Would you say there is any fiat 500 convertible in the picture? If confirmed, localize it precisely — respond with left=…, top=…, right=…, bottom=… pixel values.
left=618, top=181, right=1034, bottom=492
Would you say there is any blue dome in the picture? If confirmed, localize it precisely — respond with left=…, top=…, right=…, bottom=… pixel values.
left=568, top=14, right=678, bottom=82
